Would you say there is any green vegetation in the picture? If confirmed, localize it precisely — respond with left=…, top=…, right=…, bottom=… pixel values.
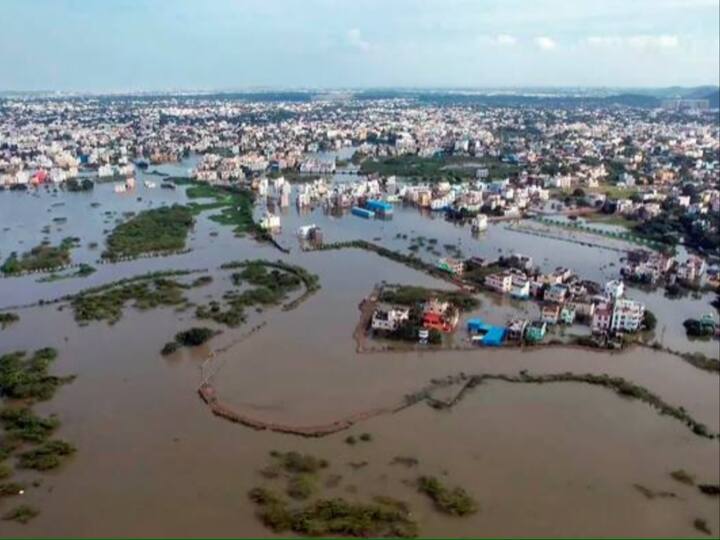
left=584, top=212, right=635, bottom=229
left=0, top=348, right=72, bottom=402
left=633, top=203, right=720, bottom=256
left=36, top=263, right=97, bottom=283
left=417, top=476, right=478, bottom=516
left=286, top=473, right=317, bottom=500
left=269, top=450, right=329, bottom=474
left=683, top=318, right=716, bottom=338
left=379, top=284, right=479, bottom=311
left=1, top=237, right=79, bottom=274
left=183, top=182, right=259, bottom=237
left=71, top=277, right=194, bottom=325
left=359, top=433, right=372, bottom=442
left=2, top=504, right=39, bottom=524
left=175, top=327, right=216, bottom=347
left=698, top=484, right=720, bottom=496
left=162, top=327, right=216, bottom=355
left=17, top=439, right=76, bottom=471
left=64, top=178, right=94, bottom=192
left=102, top=205, right=194, bottom=260
left=196, top=261, right=320, bottom=327
left=0, top=312, right=19, bottom=329
left=359, top=154, right=518, bottom=182
left=0, top=408, right=59, bottom=443
left=249, top=491, right=418, bottom=537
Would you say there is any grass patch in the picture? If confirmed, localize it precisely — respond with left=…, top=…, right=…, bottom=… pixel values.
left=379, top=284, right=478, bottom=311
left=102, top=205, right=194, bottom=260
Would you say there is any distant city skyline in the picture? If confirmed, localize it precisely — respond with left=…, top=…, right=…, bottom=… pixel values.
left=2, top=0, right=719, bottom=92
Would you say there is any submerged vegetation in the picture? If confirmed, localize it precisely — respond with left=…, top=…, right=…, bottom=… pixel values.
left=2, top=504, right=39, bottom=524
left=102, top=204, right=194, bottom=260
left=18, top=439, right=76, bottom=471
left=407, top=372, right=718, bottom=440
left=0, top=312, right=19, bottom=329
left=195, top=260, right=320, bottom=327
left=417, top=476, right=478, bottom=516
left=1, top=237, right=79, bottom=275
left=0, top=347, right=75, bottom=519
left=0, top=408, right=59, bottom=443
left=0, top=348, right=73, bottom=402
left=71, top=275, right=204, bottom=325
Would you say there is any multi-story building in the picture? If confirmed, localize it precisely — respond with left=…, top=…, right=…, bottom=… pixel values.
left=611, top=299, right=645, bottom=332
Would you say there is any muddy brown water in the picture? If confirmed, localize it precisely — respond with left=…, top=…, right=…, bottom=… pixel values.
left=0, top=173, right=718, bottom=537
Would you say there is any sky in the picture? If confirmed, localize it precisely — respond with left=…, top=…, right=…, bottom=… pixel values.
left=2, top=0, right=719, bottom=91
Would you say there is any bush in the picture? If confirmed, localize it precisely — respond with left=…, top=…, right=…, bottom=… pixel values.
left=417, top=475, right=478, bottom=516
left=287, top=474, right=316, bottom=500
left=160, top=342, right=179, bottom=355
left=175, top=327, right=215, bottom=347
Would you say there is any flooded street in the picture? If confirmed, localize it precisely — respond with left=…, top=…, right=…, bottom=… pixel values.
left=0, top=168, right=718, bottom=537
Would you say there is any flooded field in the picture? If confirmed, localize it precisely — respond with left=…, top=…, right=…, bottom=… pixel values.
left=0, top=161, right=718, bottom=537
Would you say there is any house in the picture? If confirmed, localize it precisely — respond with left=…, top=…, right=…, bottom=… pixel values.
left=560, top=305, right=576, bottom=325
left=437, top=257, right=464, bottom=276
left=259, top=211, right=280, bottom=230
left=611, top=299, right=645, bottom=333
left=467, top=319, right=505, bottom=346
left=566, top=299, right=595, bottom=321
left=422, top=298, right=458, bottom=333
left=525, top=321, right=547, bottom=343
left=511, top=276, right=530, bottom=299
left=604, top=280, right=625, bottom=299
left=541, top=304, right=561, bottom=325
left=506, top=319, right=528, bottom=341
left=676, top=256, right=707, bottom=283
left=485, top=272, right=513, bottom=294
left=545, top=284, right=568, bottom=304
left=371, top=305, right=410, bottom=332
left=592, top=302, right=613, bottom=334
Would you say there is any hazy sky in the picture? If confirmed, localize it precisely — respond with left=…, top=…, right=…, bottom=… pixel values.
left=2, top=0, right=719, bottom=91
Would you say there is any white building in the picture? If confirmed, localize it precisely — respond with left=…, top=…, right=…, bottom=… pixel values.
left=485, top=272, right=513, bottom=294
left=371, top=306, right=410, bottom=332
left=604, top=280, right=625, bottom=299
left=611, top=299, right=645, bottom=332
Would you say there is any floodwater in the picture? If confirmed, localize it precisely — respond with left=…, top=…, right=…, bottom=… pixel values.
left=0, top=160, right=718, bottom=537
